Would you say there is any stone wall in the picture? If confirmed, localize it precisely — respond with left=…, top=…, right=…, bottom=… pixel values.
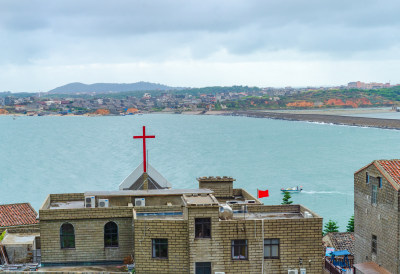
left=199, top=182, right=233, bottom=197
left=39, top=207, right=134, bottom=221
left=186, top=206, right=322, bottom=274
left=0, top=224, right=39, bottom=234
left=40, top=217, right=133, bottom=265
left=134, top=219, right=189, bottom=273
left=354, top=164, right=399, bottom=273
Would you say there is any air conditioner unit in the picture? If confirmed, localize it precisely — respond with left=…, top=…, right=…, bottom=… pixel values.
left=135, top=198, right=146, bottom=207
left=245, top=200, right=256, bottom=204
left=85, top=196, right=95, bottom=208
left=300, top=268, right=306, bottom=274
left=288, top=270, right=298, bottom=274
left=98, top=199, right=109, bottom=208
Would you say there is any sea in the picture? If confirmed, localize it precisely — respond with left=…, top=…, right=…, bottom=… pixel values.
left=1, top=113, right=400, bottom=230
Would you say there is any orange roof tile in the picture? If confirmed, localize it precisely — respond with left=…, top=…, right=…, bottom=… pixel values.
left=376, top=160, right=400, bottom=187
left=0, top=203, right=38, bottom=227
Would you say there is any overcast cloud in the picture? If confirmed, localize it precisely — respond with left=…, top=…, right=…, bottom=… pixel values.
left=1, top=0, right=399, bottom=92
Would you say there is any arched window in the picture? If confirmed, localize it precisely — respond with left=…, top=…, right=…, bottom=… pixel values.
left=104, top=221, right=118, bottom=247
left=60, top=223, right=75, bottom=249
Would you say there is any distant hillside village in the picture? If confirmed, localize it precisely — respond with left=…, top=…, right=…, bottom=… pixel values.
left=0, top=81, right=399, bottom=116
left=1, top=126, right=399, bottom=272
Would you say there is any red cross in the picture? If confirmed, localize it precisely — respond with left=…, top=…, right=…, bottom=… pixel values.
left=133, top=126, right=155, bottom=173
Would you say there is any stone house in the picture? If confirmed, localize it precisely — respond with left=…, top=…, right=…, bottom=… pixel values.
left=354, top=159, right=400, bottom=273
left=39, top=176, right=323, bottom=273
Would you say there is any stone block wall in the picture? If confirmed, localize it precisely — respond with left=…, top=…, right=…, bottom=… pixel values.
left=199, top=182, right=233, bottom=197
left=40, top=217, right=133, bottom=265
left=39, top=207, right=134, bottom=221
left=354, top=164, right=399, bottom=273
left=0, top=224, right=39, bottom=234
left=134, top=219, right=189, bottom=273
left=186, top=205, right=322, bottom=274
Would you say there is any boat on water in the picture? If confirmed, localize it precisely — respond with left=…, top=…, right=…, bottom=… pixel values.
left=280, top=186, right=303, bottom=193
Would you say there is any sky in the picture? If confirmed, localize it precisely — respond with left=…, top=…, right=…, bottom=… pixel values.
left=1, top=0, right=400, bottom=92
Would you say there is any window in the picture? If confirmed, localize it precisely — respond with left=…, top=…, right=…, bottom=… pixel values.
left=372, top=235, right=377, bottom=254
left=195, top=262, right=211, bottom=274
left=195, top=218, right=211, bottom=238
left=60, top=223, right=75, bottom=249
left=366, top=172, right=369, bottom=184
left=264, top=239, right=280, bottom=259
left=152, top=239, right=168, bottom=259
left=104, top=221, right=118, bottom=247
left=231, top=239, right=248, bottom=260
left=378, top=177, right=382, bottom=188
left=372, top=185, right=377, bottom=205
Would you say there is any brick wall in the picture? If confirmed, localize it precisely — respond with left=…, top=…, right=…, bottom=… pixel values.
left=39, top=207, right=134, bottom=221
left=134, top=219, right=189, bottom=273
left=40, top=217, right=133, bottom=265
left=199, top=182, right=233, bottom=197
left=50, top=193, right=85, bottom=202
left=354, top=164, right=399, bottom=273
left=0, top=224, right=39, bottom=234
left=186, top=206, right=322, bottom=274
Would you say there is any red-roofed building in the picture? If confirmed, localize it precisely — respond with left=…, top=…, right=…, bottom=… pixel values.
left=0, top=203, right=39, bottom=232
left=354, top=159, right=400, bottom=273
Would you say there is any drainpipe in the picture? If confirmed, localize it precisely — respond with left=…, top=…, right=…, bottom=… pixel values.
left=262, top=219, right=264, bottom=274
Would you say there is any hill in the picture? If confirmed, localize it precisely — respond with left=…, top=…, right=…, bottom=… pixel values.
left=48, top=82, right=182, bottom=94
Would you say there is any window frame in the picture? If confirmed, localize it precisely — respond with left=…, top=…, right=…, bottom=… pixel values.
left=60, top=223, right=75, bottom=249
left=264, top=238, right=280, bottom=259
left=152, top=238, right=168, bottom=259
left=372, top=235, right=377, bottom=254
left=195, top=262, right=211, bottom=274
left=195, top=218, right=211, bottom=238
left=371, top=184, right=378, bottom=205
left=104, top=221, right=119, bottom=248
left=231, top=239, right=248, bottom=260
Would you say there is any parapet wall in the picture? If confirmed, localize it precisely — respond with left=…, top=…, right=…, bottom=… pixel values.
left=39, top=207, right=133, bottom=220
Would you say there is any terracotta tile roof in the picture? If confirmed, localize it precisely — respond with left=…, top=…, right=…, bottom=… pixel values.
left=376, top=160, right=400, bottom=187
left=326, top=232, right=355, bottom=255
left=0, top=203, right=38, bottom=227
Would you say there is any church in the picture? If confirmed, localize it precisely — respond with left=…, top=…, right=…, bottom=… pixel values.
left=39, top=126, right=323, bottom=273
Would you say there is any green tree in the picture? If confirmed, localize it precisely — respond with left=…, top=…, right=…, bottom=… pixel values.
left=324, top=220, right=339, bottom=235
left=281, top=191, right=293, bottom=205
left=346, top=215, right=354, bottom=232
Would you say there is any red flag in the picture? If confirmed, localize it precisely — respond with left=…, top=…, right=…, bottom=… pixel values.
left=257, top=189, right=269, bottom=198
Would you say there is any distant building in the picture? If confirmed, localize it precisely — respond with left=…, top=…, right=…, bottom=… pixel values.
left=354, top=160, right=400, bottom=273
left=347, top=81, right=391, bottom=89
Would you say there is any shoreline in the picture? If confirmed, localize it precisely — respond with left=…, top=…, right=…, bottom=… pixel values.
left=2, top=109, right=400, bottom=130
left=225, top=110, right=400, bottom=130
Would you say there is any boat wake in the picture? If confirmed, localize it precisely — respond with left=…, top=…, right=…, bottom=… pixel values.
left=302, top=190, right=351, bottom=196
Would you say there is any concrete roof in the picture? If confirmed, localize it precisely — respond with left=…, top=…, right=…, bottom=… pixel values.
left=183, top=194, right=219, bottom=206
left=1, top=233, right=39, bottom=245
left=85, top=189, right=213, bottom=197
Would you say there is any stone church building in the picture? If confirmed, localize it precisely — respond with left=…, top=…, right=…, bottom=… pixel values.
left=38, top=127, right=323, bottom=273
left=39, top=174, right=323, bottom=273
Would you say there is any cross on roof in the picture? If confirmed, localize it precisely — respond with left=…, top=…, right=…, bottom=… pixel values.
left=133, top=126, right=155, bottom=173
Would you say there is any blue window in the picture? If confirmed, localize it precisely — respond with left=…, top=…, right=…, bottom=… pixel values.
left=378, top=177, right=382, bottom=188
left=366, top=172, right=369, bottom=184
